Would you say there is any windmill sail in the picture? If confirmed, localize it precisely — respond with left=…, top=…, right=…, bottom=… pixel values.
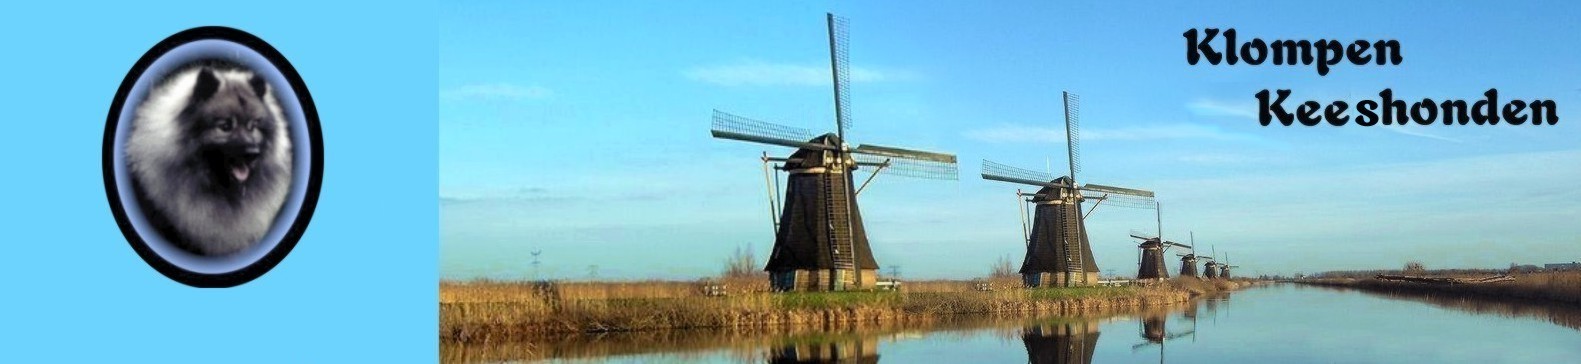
left=982, top=160, right=1059, bottom=188
left=827, top=13, right=852, bottom=134
left=711, top=110, right=833, bottom=151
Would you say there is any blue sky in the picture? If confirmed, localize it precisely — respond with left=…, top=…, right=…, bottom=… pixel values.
left=440, top=1, right=1581, bottom=280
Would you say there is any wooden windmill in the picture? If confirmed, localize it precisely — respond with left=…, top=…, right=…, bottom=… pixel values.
left=1127, top=205, right=1189, bottom=281
left=982, top=92, right=1156, bottom=288
left=1202, top=245, right=1220, bottom=279
left=1220, top=252, right=1238, bottom=279
left=710, top=13, right=959, bottom=292
left=1175, top=232, right=1200, bottom=278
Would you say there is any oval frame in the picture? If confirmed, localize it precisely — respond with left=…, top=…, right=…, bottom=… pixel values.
left=103, top=26, right=323, bottom=288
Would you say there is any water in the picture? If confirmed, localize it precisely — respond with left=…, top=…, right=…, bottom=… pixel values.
left=443, top=284, right=1581, bottom=363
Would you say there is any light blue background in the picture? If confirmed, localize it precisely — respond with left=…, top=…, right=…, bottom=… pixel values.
left=0, top=1, right=436, bottom=361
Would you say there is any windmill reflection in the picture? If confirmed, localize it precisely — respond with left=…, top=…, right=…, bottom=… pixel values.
left=1021, top=318, right=1102, bottom=364
left=1130, top=305, right=1198, bottom=363
left=767, top=336, right=879, bottom=364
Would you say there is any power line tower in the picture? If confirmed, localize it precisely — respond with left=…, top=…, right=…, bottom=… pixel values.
left=530, top=249, right=542, bottom=281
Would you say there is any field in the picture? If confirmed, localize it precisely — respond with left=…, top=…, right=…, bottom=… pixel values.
left=440, top=277, right=1250, bottom=343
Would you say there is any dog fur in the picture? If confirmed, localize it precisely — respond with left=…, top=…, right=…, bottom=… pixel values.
left=125, top=64, right=293, bottom=256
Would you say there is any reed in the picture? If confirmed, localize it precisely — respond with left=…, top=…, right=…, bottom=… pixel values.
left=438, top=278, right=1210, bottom=343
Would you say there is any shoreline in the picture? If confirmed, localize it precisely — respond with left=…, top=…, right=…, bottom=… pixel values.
left=439, top=277, right=1257, bottom=343
left=1295, top=271, right=1579, bottom=307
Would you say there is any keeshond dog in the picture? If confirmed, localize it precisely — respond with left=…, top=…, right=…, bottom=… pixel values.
left=125, top=63, right=293, bottom=256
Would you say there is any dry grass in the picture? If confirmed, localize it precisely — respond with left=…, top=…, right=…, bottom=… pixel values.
left=438, top=278, right=1212, bottom=343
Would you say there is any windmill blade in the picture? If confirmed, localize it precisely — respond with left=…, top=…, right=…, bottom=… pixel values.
left=1079, top=183, right=1155, bottom=198
left=1088, top=193, right=1157, bottom=209
left=853, top=144, right=957, bottom=163
left=853, top=153, right=958, bottom=180
left=827, top=13, right=852, bottom=134
left=1063, top=91, right=1081, bottom=180
left=711, top=110, right=832, bottom=151
left=1165, top=241, right=1193, bottom=249
left=1128, top=229, right=1157, bottom=240
left=981, top=160, right=1062, bottom=188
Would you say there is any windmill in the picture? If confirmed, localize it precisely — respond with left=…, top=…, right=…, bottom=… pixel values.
left=982, top=92, right=1156, bottom=288
left=710, top=13, right=959, bottom=292
left=1203, top=245, right=1220, bottom=279
left=1127, top=205, right=1189, bottom=281
left=1221, top=252, right=1238, bottom=279
left=1176, top=232, right=1200, bottom=278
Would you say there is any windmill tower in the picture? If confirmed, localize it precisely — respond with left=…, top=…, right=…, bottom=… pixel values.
left=1127, top=205, right=1188, bottom=281
left=1202, top=245, right=1220, bottom=279
left=1221, top=253, right=1237, bottom=279
left=710, top=13, right=959, bottom=292
left=981, top=92, right=1156, bottom=288
left=1176, top=232, right=1199, bottom=278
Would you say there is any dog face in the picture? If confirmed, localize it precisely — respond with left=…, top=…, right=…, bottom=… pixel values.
left=181, top=68, right=278, bottom=198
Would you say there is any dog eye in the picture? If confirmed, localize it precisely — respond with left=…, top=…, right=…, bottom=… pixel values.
left=247, top=118, right=260, bottom=130
left=217, top=118, right=233, bottom=131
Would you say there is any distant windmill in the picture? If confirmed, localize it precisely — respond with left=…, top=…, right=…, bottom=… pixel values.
left=1221, top=252, right=1238, bottom=279
left=710, top=13, right=959, bottom=292
left=981, top=92, right=1156, bottom=288
left=1176, top=232, right=1200, bottom=278
left=1127, top=205, right=1189, bottom=281
left=1202, top=245, right=1220, bottom=279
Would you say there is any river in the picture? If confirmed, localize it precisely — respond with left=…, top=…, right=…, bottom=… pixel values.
left=442, top=283, right=1581, bottom=363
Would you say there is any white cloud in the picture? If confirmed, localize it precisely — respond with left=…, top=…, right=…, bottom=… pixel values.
left=440, top=83, right=553, bottom=101
left=1187, top=98, right=1259, bottom=120
left=684, top=60, right=909, bottom=86
left=1381, top=126, right=1463, bottom=143
left=964, top=123, right=1257, bottom=143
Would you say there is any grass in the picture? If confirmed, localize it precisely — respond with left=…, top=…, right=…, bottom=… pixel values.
left=439, top=276, right=1253, bottom=343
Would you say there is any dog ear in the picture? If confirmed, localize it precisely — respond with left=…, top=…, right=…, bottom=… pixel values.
left=192, top=68, right=219, bottom=100
left=248, top=73, right=268, bottom=98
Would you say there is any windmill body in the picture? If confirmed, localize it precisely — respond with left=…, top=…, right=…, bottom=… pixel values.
left=1203, top=261, right=1221, bottom=279
left=1020, top=177, right=1100, bottom=288
left=1132, top=236, right=1175, bottom=281
left=1178, top=254, right=1199, bottom=277
left=709, top=14, right=958, bottom=292
left=761, top=134, right=879, bottom=291
left=1176, top=232, right=1200, bottom=278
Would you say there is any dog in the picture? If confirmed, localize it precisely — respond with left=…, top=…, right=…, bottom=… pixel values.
left=125, top=64, right=293, bottom=256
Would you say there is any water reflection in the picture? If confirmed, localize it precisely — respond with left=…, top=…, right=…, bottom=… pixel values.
left=1020, top=318, right=1101, bottom=364
left=767, top=336, right=879, bottom=363
left=1308, top=284, right=1581, bottom=331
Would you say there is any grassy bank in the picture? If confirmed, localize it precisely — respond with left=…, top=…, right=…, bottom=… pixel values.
left=1300, top=271, right=1580, bottom=305
left=440, top=277, right=1252, bottom=343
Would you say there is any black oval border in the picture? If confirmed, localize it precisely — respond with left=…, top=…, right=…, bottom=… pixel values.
left=103, top=26, right=323, bottom=288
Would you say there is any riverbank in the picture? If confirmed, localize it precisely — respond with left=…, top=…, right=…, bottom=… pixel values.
left=439, top=277, right=1255, bottom=343
left=1298, top=271, right=1580, bottom=306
